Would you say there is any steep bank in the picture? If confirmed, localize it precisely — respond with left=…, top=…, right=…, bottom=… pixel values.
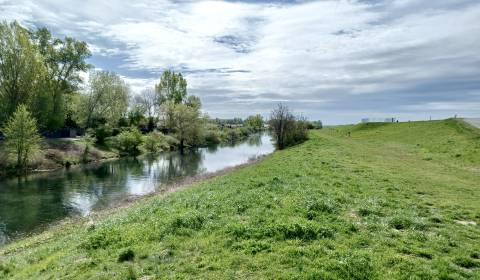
left=1, top=119, right=479, bottom=279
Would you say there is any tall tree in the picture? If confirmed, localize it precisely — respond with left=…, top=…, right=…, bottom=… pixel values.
left=0, top=21, right=45, bottom=126
left=31, top=27, right=91, bottom=129
left=3, top=105, right=41, bottom=169
left=155, top=70, right=187, bottom=104
left=78, top=70, right=130, bottom=128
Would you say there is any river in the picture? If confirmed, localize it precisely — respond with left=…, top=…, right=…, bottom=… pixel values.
left=0, top=133, right=274, bottom=246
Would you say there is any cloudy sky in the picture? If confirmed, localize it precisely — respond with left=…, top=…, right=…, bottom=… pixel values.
left=1, top=0, right=479, bottom=124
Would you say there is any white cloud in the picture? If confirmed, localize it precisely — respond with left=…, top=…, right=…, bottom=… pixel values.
left=1, top=0, right=480, bottom=123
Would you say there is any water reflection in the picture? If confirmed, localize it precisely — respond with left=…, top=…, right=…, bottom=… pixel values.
left=0, top=133, right=273, bottom=245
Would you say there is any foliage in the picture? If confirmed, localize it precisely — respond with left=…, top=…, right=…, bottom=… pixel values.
left=78, top=70, right=130, bottom=128
left=269, top=104, right=308, bottom=149
left=88, top=124, right=113, bottom=144
left=160, top=100, right=177, bottom=132
left=0, top=21, right=90, bottom=130
left=203, top=129, right=222, bottom=145
left=2, top=105, right=41, bottom=168
left=309, top=120, right=323, bottom=129
left=31, top=26, right=91, bottom=129
left=0, top=22, right=45, bottom=127
left=245, top=114, right=264, bottom=131
left=2, top=119, right=480, bottom=279
left=142, top=131, right=170, bottom=153
left=155, top=70, right=187, bottom=104
left=109, top=127, right=143, bottom=156
left=172, top=103, right=203, bottom=151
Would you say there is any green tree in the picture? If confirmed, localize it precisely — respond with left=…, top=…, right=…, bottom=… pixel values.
left=0, top=21, right=45, bottom=126
left=78, top=70, right=130, bottom=128
left=155, top=70, right=187, bottom=104
left=245, top=114, right=264, bottom=131
left=161, top=100, right=177, bottom=133
left=3, top=105, right=41, bottom=169
left=31, top=27, right=91, bottom=129
left=172, top=104, right=203, bottom=152
left=185, top=95, right=202, bottom=110
left=269, top=104, right=308, bottom=150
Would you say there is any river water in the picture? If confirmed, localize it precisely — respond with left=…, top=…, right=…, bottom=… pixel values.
left=0, top=133, right=274, bottom=245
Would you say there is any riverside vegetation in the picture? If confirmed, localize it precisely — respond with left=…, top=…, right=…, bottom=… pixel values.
left=1, top=119, right=479, bottom=279
left=0, top=21, right=270, bottom=176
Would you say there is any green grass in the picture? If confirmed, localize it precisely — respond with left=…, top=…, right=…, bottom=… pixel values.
left=1, top=119, right=479, bottom=279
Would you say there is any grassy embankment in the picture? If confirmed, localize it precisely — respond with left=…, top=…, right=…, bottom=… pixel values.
left=1, top=119, right=479, bottom=279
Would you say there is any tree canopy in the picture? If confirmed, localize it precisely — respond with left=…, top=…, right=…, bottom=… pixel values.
left=155, top=70, right=187, bottom=104
left=0, top=21, right=91, bottom=130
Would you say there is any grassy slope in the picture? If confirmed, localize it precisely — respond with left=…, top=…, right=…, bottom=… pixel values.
left=1, top=119, right=479, bottom=279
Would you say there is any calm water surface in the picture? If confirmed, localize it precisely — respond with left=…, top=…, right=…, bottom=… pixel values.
left=0, top=133, right=274, bottom=245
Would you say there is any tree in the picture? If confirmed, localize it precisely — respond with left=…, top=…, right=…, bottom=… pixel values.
left=172, top=104, right=203, bottom=152
left=185, top=95, right=202, bottom=110
left=0, top=22, right=91, bottom=130
left=78, top=70, right=130, bottom=128
left=245, top=114, right=264, bottom=131
left=269, top=104, right=307, bottom=150
left=134, top=87, right=158, bottom=131
left=0, top=21, right=45, bottom=127
left=160, top=100, right=177, bottom=133
left=155, top=70, right=187, bottom=104
left=3, top=105, right=41, bottom=169
left=31, top=27, right=91, bottom=129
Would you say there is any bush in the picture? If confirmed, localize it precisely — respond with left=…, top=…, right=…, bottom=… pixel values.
left=109, top=128, right=143, bottom=155
left=226, top=129, right=241, bottom=142
left=203, top=129, right=221, bottom=145
left=142, top=131, right=170, bottom=153
left=118, top=248, right=135, bottom=262
left=89, top=124, right=113, bottom=144
left=310, top=120, right=323, bottom=129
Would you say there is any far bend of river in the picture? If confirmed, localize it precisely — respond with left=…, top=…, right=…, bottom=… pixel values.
left=0, top=133, right=274, bottom=245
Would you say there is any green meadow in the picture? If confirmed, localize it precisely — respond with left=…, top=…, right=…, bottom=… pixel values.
left=1, top=119, right=479, bottom=279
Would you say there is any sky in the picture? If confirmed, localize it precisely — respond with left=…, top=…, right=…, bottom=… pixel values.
left=1, top=0, right=479, bottom=124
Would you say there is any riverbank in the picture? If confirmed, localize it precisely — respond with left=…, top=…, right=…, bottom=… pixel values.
left=0, top=127, right=264, bottom=179
left=0, top=138, right=118, bottom=178
left=1, top=119, right=480, bottom=279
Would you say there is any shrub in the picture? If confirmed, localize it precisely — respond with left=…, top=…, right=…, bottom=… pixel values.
left=110, top=128, right=143, bottom=155
left=203, top=129, right=221, bottom=145
left=89, top=124, right=113, bottom=144
left=142, top=131, right=170, bottom=153
left=226, top=129, right=241, bottom=142
left=118, top=248, right=135, bottom=262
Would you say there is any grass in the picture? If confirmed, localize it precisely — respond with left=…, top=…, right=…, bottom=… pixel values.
left=1, top=119, right=479, bottom=279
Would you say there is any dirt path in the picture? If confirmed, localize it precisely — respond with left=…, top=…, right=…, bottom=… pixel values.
left=464, top=118, right=480, bottom=129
